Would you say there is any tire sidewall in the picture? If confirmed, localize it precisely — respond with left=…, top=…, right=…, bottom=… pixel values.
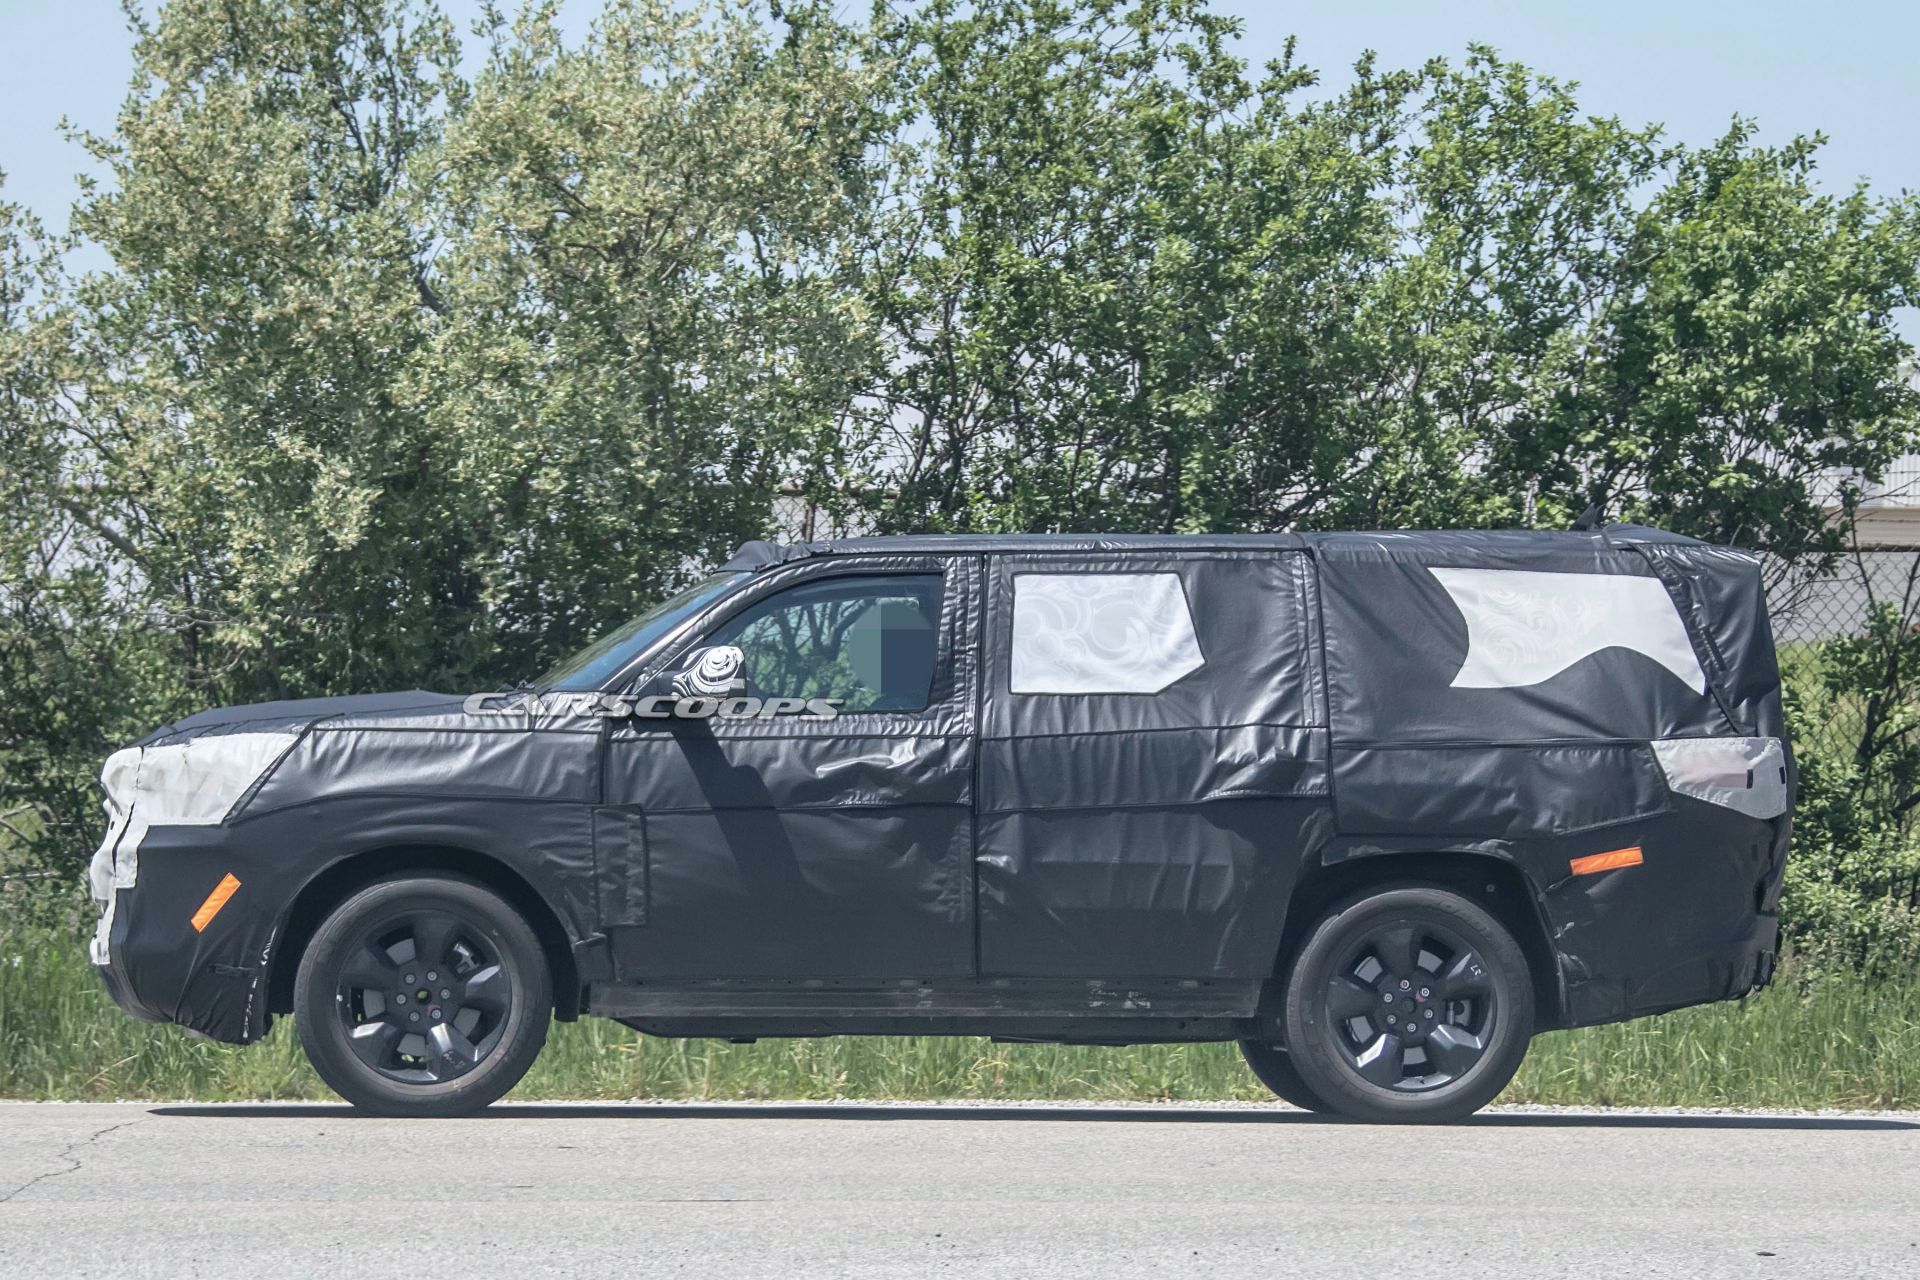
left=294, top=874, right=552, bottom=1117
left=1238, top=1038, right=1331, bottom=1113
left=1283, top=885, right=1534, bottom=1124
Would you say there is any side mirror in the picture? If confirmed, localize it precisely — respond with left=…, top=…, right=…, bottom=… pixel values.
left=668, top=645, right=746, bottom=699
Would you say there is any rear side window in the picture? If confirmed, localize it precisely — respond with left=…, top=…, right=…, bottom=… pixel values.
left=1010, top=572, right=1203, bottom=694
left=1315, top=549, right=1727, bottom=743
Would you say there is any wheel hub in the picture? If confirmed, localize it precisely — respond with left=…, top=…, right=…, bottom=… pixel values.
left=1322, top=918, right=1496, bottom=1092
left=1375, top=977, right=1440, bottom=1038
left=335, top=910, right=512, bottom=1085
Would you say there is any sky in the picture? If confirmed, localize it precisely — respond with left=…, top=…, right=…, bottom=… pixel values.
left=3, top=0, right=1917, bottom=245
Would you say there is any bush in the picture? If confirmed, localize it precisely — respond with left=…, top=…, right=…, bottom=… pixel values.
left=1777, top=747, right=1920, bottom=980
left=1777, top=656, right=1920, bottom=981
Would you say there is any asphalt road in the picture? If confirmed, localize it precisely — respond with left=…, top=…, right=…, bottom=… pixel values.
left=2, top=1101, right=1916, bottom=1278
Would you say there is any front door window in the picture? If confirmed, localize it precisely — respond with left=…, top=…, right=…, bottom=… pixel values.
left=703, top=574, right=943, bottom=712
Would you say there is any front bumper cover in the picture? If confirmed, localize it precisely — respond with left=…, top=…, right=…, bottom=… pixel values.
left=92, top=833, right=278, bottom=1045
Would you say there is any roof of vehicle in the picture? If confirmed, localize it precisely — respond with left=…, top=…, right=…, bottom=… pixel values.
left=720, top=524, right=1714, bottom=570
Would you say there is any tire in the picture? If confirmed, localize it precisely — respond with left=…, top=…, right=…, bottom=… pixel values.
left=1238, top=1038, right=1331, bottom=1112
left=1282, top=884, right=1533, bottom=1124
left=294, top=874, right=551, bottom=1117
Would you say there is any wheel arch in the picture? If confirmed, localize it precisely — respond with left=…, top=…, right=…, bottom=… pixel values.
left=266, top=844, right=583, bottom=1022
left=1272, top=850, right=1566, bottom=1031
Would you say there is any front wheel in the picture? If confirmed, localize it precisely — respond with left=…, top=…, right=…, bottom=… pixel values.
left=294, top=873, right=551, bottom=1116
left=1282, top=885, right=1533, bottom=1124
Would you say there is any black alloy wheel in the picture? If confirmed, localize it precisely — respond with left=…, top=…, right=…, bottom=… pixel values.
left=1323, top=917, right=1494, bottom=1091
left=295, top=874, right=551, bottom=1116
left=1282, top=885, right=1533, bottom=1123
left=334, top=908, right=511, bottom=1084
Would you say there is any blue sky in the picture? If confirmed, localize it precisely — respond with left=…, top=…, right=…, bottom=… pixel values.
left=4, top=0, right=1916, bottom=240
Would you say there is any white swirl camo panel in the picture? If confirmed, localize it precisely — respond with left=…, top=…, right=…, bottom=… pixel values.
left=1011, top=572, right=1204, bottom=694
left=1428, top=567, right=1706, bottom=693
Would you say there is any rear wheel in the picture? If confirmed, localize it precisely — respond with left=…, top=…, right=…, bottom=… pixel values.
left=1282, top=885, right=1533, bottom=1124
left=294, top=874, right=551, bottom=1116
left=1238, top=1038, right=1330, bottom=1112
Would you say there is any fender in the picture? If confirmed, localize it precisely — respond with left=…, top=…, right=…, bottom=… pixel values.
left=1305, top=837, right=1569, bottom=1028
left=242, top=797, right=599, bottom=1024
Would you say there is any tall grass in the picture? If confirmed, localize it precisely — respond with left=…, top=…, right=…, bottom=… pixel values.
left=4, top=924, right=1916, bottom=1107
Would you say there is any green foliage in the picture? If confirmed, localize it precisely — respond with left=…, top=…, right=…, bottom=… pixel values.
left=4, top=921, right=1917, bottom=1106
left=838, top=7, right=1920, bottom=539
left=1541, top=130, right=1920, bottom=558
left=425, top=0, right=889, bottom=672
left=1778, top=608, right=1920, bottom=980
left=0, top=0, right=894, bottom=873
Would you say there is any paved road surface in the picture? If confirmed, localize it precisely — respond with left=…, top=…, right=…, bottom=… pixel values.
left=2, top=1101, right=1916, bottom=1277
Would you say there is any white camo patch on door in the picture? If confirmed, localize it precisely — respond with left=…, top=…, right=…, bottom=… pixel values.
left=1429, top=567, right=1707, bottom=693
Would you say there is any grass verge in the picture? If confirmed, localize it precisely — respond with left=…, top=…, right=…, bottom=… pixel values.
left=4, top=925, right=1916, bottom=1107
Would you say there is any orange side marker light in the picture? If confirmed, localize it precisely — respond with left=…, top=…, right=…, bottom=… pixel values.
left=190, top=873, right=242, bottom=932
left=1569, top=846, right=1643, bottom=876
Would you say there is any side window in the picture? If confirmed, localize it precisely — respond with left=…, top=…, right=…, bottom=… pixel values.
left=705, top=574, right=943, bottom=712
left=1011, top=572, right=1203, bottom=694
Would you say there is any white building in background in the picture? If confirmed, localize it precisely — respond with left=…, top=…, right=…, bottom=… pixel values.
left=1845, top=455, right=1920, bottom=550
left=1771, top=455, right=1920, bottom=642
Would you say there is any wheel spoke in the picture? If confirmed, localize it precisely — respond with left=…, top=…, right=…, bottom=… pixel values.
left=460, top=963, right=509, bottom=1014
left=1351, top=1032, right=1405, bottom=1088
left=426, top=1022, right=479, bottom=1080
left=1373, top=924, right=1421, bottom=980
left=412, top=913, right=461, bottom=972
left=1437, top=950, right=1489, bottom=999
left=345, top=1019, right=402, bottom=1071
left=340, top=943, right=399, bottom=992
left=1326, top=972, right=1378, bottom=1020
left=328, top=903, right=512, bottom=1089
left=1424, top=1024, right=1486, bottom=1078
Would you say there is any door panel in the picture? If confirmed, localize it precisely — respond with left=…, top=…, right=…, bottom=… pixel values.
left=635, top=804, right=972, bottom=977
left=976, top=552, right=1332, bottom=979
left=603, top=555, right=981, bottom=980
left=976, top=803, right=1334, bottom=978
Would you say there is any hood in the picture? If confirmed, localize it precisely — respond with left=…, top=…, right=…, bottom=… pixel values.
left=146, top=690, right=466, bottom=742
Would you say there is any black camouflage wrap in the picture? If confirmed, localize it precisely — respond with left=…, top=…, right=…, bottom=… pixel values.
left=92, top=526, right=1790, bottom=1045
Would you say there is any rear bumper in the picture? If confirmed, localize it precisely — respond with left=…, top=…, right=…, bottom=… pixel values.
left=1562, top=909, right=1779, bottom=1028
left=1543, top=792, right=1788, bottom=1030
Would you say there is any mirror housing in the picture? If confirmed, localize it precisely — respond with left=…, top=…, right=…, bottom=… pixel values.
left=667, top=645, right=746, bottom=699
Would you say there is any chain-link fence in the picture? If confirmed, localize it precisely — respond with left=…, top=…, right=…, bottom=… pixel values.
left=1768, top=550, right=1920, bottom=765
left=1769, top=551, right=1920, bottom=644
left=769, top=488, right=878, bottom=543
left=769, top=490, right=825, bottom=543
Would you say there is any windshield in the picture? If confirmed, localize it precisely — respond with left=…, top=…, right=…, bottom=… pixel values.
left=538, top=573, right=745, bottom=691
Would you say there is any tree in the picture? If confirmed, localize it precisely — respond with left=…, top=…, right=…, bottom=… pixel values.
left=0, top=0, right=888, bottom=876
left=54, top=0, right=468, bottom=698
left=0, top=180, right=146, bottom=877
left=841, top=0, right=1448, bottom=533
left=836, top=4, right=1920, bottom=545
left=423, top=0, right=887, bottom=672
left=1512, top=128, right=1920, bottom=559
